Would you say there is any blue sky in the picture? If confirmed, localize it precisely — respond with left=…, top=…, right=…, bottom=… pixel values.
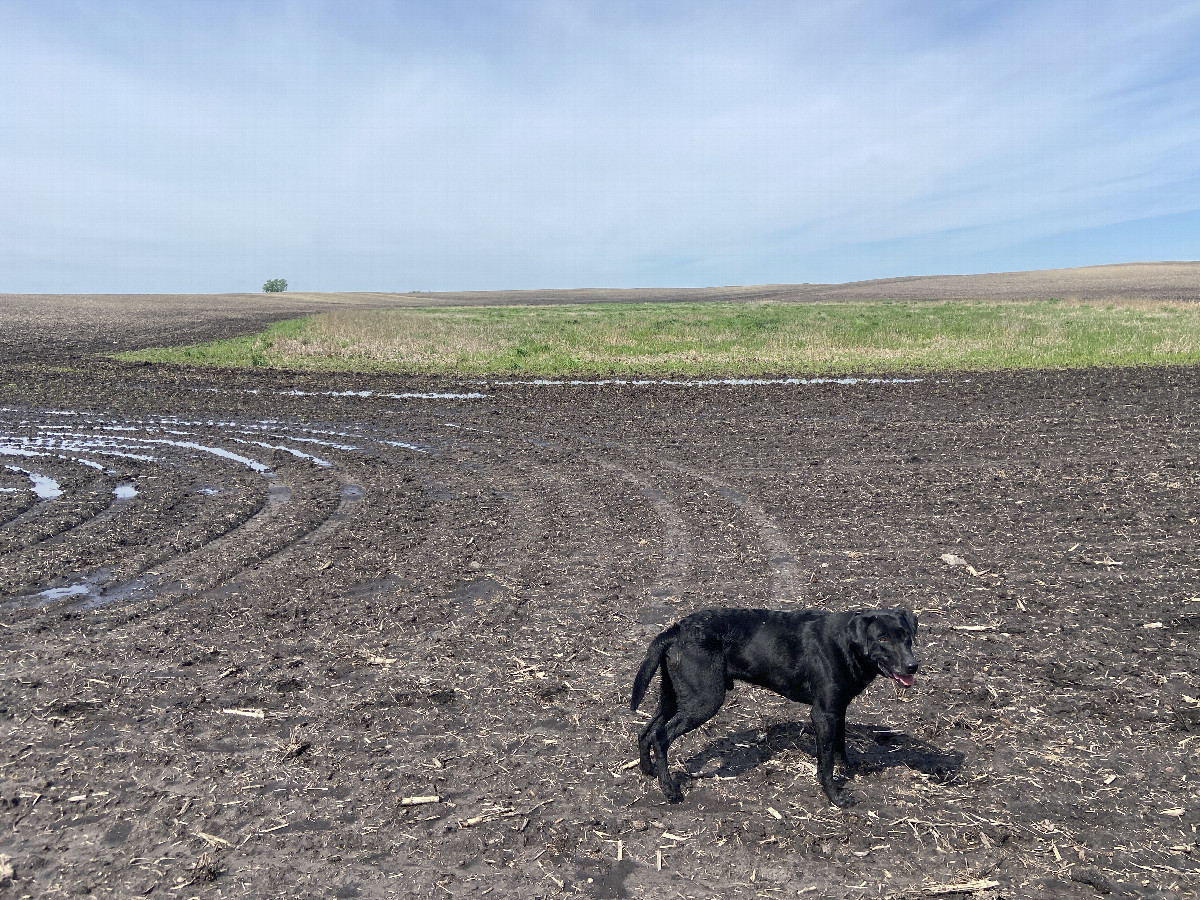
left=2, top=0, right=1198, bottom=292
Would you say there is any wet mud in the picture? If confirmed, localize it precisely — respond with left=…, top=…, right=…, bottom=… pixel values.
left=1, top=298, right=1198, bottom=898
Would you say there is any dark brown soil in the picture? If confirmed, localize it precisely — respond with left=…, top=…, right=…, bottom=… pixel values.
left=1, top=286, right=1199, bottom=899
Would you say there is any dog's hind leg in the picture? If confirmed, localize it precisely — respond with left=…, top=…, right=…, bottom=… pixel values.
left=651, top=661, right=727, bottom=802
left=638, top=670, right=677, bottom=776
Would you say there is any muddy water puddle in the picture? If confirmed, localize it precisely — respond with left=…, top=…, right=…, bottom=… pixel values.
left=487, top=376, right=924, bottom=387
left=6, top=568, right=118, bottom=611
left=1, top=465, right=62, bottom=500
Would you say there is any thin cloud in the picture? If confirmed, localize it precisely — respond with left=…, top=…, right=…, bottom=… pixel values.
left=1, top=0, right=1197, bottom=291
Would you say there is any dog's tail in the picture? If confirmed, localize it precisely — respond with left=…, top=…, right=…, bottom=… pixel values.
left=631, top=624, right=679, bottom=712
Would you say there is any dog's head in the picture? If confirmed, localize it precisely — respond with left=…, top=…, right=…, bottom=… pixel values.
left=851, top=609, right=919, bottom=690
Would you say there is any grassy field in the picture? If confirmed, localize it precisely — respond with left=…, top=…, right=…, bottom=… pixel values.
left=117, top=298, right=1200, bottom=376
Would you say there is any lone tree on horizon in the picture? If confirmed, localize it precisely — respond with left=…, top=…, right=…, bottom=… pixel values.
left=263, top=277, right=288, bottom=293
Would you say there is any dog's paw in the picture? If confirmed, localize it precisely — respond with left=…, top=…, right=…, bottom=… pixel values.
left=827, top=789, right=857, bottom=809
left=656, top=773, right=684, bottom=803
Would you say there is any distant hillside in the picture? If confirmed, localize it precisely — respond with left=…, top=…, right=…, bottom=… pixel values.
left=281, top=260, right=1200, bottom=306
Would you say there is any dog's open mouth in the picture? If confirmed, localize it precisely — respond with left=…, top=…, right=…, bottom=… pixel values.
left=884, top=670, right=916, bottom=691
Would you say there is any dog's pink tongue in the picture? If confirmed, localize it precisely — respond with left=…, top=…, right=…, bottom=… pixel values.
left=893, top=673, right=915, bottom=688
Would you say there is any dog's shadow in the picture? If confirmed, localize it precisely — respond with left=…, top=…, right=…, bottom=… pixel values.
left=682, top=721, right=964, bottom=784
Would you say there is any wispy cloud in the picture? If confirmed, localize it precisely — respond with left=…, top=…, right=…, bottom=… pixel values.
left=2, top=0, right=1198, bottom=290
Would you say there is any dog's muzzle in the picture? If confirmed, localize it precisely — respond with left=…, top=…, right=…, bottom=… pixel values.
left=883, top=659, right=919, bottom=690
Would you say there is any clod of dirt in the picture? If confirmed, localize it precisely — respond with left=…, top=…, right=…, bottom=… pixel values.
left=1071, top=867, right=1114, bottom=894
left=187, top=853, right=223, bottom=885
left=1172, top=706, right=1200, bottom=732
left=535, top=678, right=568, bottom=699
left=283, top=740, right=313, bottom=760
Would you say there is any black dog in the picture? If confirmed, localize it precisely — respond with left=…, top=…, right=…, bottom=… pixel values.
left=631, top=607, right=918, bottom=806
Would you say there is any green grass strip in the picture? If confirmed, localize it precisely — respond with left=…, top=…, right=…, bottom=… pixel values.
left=117, top=299, right=1200, bottom=376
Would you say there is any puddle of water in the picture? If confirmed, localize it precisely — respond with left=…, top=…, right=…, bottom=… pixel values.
left=282, top=389, right=374, bottom=398
left=3, top=568, right=117, bottom=610
left=2, top=465, right=62, bottom=500
left=0, top=445, right=49, bottom=459
left=266, top=433, right=360, bottom=452
left=232, top=438, right=332, bottom=468
left=78, top=573, right=162, bottom=610
left=114, top=483, right=138, bottom=500
left=38, top=424, right=142, bottom=433
left=198, top=486, right=222, bottom=496
left=36, top=584, right=90, bottom=602
left=279, top=389, right=486, bottom=400
left=388, top=392, right=486, bottom=400
left=384, top=441, right=431, bottom=454
left=489, top=377, right=923, bottom=387
left=13, top=429, right=268, bottom=473
left=64, top=416, right=366, bottom=452
left=136, top=439, right=271, bottom=474
left=4, top=433, right=159, bottom=463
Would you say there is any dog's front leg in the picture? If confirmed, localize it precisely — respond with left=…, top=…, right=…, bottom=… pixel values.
left=811, top=703, right=854, bottom=808
left=833, top=714, right=856, bottom=777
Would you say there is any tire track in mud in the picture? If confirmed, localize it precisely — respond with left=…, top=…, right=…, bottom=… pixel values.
left=667, top=463, right=807, bottom=604
left=389, top=424, right=822, bottom=823
left=376, top=434, right=682, bottom=820
left=583, top=454, right=696, bottom=613
left=1, top=396, right=803, bottom=620
left=106, top=468, right=355, bottom=609
left=427, top=436, right=651, bottom=637
left=0, top=470, right=116, bottom=552
left=579, top=448, right=808, bottom=610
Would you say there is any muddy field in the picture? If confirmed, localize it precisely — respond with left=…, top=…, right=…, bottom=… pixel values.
left=1, top=286, right=1199, bottom=899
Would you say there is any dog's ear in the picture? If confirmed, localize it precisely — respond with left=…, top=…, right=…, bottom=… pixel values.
left=849, top=611, right=876, bottom=651
left=899, top=609, right=918, bottom=641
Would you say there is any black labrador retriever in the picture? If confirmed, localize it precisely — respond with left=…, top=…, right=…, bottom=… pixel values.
left=631, top=607, right=918, bottom=806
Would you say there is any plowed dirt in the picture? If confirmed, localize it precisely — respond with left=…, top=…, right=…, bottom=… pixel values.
left=1, top=288, right=1198, bottom=899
